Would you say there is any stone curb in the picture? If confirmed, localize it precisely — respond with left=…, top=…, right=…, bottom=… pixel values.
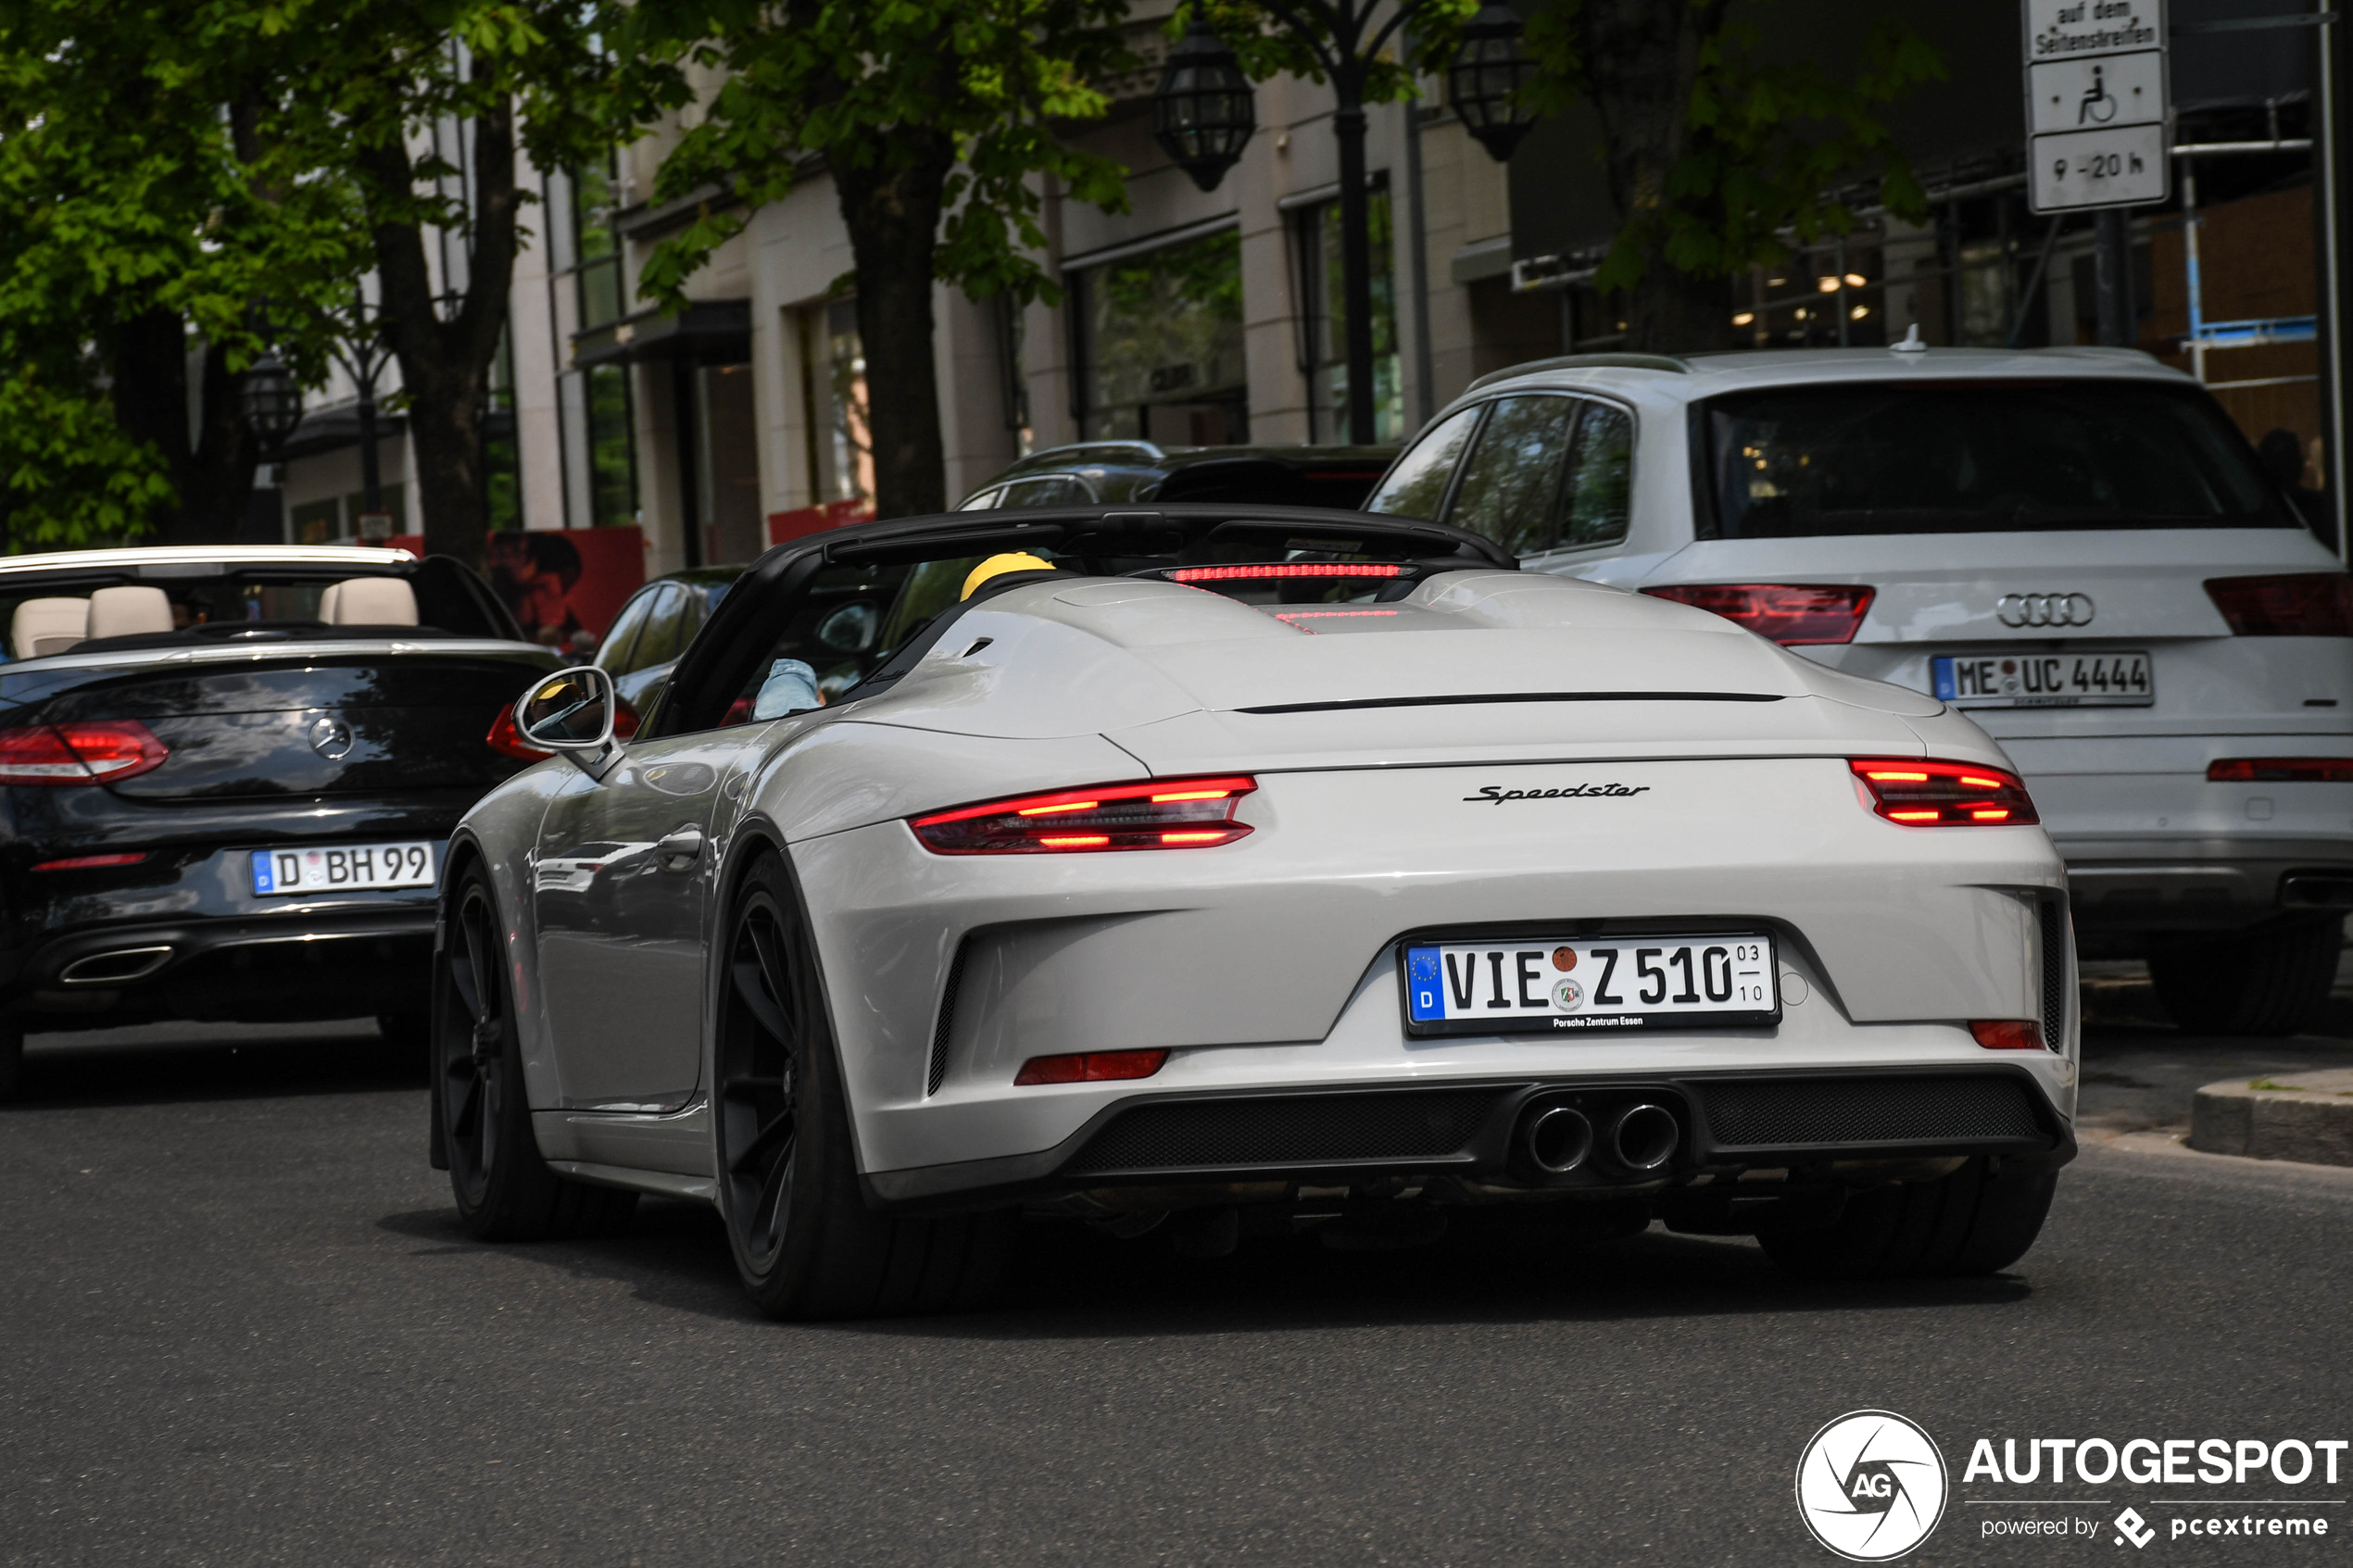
left=2189, top=1067, right=2353, bottom=1166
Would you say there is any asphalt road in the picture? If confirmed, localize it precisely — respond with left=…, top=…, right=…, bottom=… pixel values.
left=5, top=991, right=2351, bottom=1567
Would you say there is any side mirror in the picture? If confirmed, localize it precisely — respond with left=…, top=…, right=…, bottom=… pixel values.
left=516, top=665, right=624, bottom=780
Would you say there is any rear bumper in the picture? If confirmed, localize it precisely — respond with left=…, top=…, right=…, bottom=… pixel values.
left=1, top=908, right=435, bottom=1025
left=2055, top=838, right=2353, bottom=935
left=862, top=1065, right=2076, bottom=1211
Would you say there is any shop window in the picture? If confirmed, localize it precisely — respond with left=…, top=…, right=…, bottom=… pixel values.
left=585, top=363, right=636, bottom=528
left=1293, top=187, right=1403, bottom=443
left=573, top=155, right=625, bottom=331
left=1073, top=227, right=1246, bottom=445
left=290, top=497, right=342, bottom=546
left=799, top=299, right=872, bottom=506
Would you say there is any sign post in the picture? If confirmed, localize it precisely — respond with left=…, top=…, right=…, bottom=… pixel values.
left=2023, top=0, right=2170, bottom=345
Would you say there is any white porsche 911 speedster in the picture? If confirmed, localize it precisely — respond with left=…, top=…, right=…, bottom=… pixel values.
left=433, top=504, right=2077, bottom=1318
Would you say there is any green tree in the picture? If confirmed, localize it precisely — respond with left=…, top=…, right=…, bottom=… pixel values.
left=635, top=0, right=1133, bottom=520
left=1524, top=0, right=1943, bottom=352
left=0, top=0, right=682, bottom=563
left=0, top=0, right=367, bottom=548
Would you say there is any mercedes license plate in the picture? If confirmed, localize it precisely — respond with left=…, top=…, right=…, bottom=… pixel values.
left=251, top=842, right=436, bottom=897
left=1931, top=650, right=2152, bottom=708
left=1401, top=935, right=1779, bottom=1036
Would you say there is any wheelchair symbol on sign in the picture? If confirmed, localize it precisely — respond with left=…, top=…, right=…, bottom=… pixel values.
left=2079, top=65, right=2117, bottom=125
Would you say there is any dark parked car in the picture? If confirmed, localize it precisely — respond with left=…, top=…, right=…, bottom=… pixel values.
left=958, top=441, right=1396, bottom=511
left=0, top=545, right=558, bottom=1092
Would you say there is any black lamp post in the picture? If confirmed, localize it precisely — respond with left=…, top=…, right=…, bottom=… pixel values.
left=1151, top=14, right=1258, bottom=193
left=1153, top=0, right=1532, bottom=445
left=239, top=350, right=306, bottom=453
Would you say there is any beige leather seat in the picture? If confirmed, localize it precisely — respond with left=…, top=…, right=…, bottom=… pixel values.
left=10, top=597, right=88, bottom=659
left=323, top=576, right=419, bottom=626
left=85, top=585, right=175, bottom=641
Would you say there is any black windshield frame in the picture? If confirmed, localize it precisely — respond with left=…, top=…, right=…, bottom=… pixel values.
left=1699, top=379, right=2302, bottom=540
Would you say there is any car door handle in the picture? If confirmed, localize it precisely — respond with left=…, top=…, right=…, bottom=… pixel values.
left=653, top=825, right=705, bottom=871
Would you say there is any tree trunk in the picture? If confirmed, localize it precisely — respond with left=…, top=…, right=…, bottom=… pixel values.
left=359, top=97, right=521, bottom=571
left=835, top=131, right=955, bottom=520
left=1579, top=0, right=1733, bottom=354
left=108, top=308, right=263, bottom=546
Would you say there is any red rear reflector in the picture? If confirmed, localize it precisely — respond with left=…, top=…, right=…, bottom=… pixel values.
left=0, top=721, right=169, bottom=786
left=31, top=852, right=149, bottom=872
left=1642, top=583, right=1875, bottom=645
left=1169, top=563, right=1409, bottom=582
left=2206, top=573, right=2353, bottom=636
left=1850, top=758, right=2039, bottom=825
left=1013, top=1049, right=1170, bottom=1085
left=911, top=775, right=1256, bottom=854
left=1969, top=1020, right=2045, bottom=1050
left=2208, top=758, right=2353, bottom=783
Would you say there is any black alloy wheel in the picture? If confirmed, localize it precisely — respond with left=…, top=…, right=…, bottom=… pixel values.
left=717, top=876, right=805, bottom=1274
left=435, top=866, right=635, bottom=1240
left=713, top=851, right=1013, bottom=1319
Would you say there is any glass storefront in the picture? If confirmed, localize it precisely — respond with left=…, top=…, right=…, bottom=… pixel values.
left=1075, top=226, right=1247, bottom=445
left=1295, top=188, right=1403, bottom=443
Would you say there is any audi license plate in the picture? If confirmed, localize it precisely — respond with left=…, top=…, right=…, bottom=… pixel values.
left=1931, top=650, right=2152, bottom=708
left=250, top=842, right=436, bottom=897
left=1401, top=935, right=1780, bottom=1036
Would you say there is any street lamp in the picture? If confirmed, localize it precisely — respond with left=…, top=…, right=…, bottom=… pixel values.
left=1152, top=1, right=1531, bottom=445
left=1448, top=5, right=1541, bottom=162
left=239, top=351, right=306, bottom=452
left=1151, top=13, right=1258, bottom=194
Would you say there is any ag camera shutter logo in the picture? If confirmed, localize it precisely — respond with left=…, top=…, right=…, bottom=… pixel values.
left=1795, top=1410, right=1949, bottom=1561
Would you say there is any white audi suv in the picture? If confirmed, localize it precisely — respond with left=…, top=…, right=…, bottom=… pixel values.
left=1365, top=345, right=2353, bottom=1034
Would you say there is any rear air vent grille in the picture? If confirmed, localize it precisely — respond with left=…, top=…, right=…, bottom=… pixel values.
left=925, top=940, right=969, bottom=1098
left=2039, top=897, right=2070, bottom=1050
left=1697, top=1075, right=2046, bottom=1149
left=1064, top=1087, right=1506, bottom=1175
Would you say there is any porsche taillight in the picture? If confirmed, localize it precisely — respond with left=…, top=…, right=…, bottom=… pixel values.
left=1850, top=759, right=2039, bottom=825
left=1013, top=1049, right=1170, bottom=1085
left=1641, top=583, right=1875, bottom=645
left=0, top=721, right=169, bottom=785
left=1168, top=564, right=1409, bottom=583
left=910, top=775, right=1257, bottom=854
left=1969, top=1020, right=2046, bottom=1050
left=2206, top=573, right=2353, bottom=636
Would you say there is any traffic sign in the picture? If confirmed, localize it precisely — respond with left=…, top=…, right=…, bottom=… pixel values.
left=2022, top=0, right=2170, bottom=212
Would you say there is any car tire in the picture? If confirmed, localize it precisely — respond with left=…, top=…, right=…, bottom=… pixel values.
left=714, top=849, right=1013, bottom=1320
left=0, top=1021, right=21, bottom=1098
left=2147, top=915, right=2343, bottom=1036
left=436, top=865, right=637, bottom=1242
left=1755, top=1158, right=2058, bottom=1280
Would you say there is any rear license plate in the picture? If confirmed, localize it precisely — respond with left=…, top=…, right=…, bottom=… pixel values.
left=250, top=842, right=436, bottom=897
left=1931, top=650, right=2152, bottom=708
left=1401, top=935, right=1780, bottom=1035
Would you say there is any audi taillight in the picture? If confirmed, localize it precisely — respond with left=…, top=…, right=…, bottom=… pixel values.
left=0, top=721, right=169, bottom=785
left=1013, top=1049, right=1169, bottom=1085
left=1642, top=583, right=1875, bottom=645
left=2205, top=573, right=2353, bottom=636
left=1850, top=759, right=2039, bottom=825
left=1169, top=563, right=1408, bottom=583
left=910, top=775, right=1256, bottom=854
left=2208, top=758, right=2353, bottom=783
left=1969, top=1020, right=2045, bottom=1050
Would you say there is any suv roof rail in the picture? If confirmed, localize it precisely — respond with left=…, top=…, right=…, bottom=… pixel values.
left=1026, top=439, right=1170, bottom=461
left=1466, top=353, right=1692, bottom=393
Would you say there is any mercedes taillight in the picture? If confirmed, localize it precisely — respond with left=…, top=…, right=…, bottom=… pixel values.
left=910, top=776, right=1256, bottom=854
left=1850, top=759, right=2039, bottom=826
left=1642, top=583, right=1875, bottom=645
left=0, top=721, right=170, bottom=785
left=2205, top=573, right=2353, bottom=635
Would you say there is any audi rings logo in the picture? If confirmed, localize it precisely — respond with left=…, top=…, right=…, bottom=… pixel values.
left=1796, top=1410, right=1949, bottom=1561
left=1995, top=592, right=2095, bottom=628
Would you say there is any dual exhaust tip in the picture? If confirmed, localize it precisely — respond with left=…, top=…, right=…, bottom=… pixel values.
left=1516, top=1097, right=1680, bottom=1180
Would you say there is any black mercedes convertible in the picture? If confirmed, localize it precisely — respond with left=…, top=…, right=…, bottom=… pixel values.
left=0, top=545, right=561, bottom=1091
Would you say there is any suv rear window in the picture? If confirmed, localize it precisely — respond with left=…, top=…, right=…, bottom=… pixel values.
left=1705, top=381, right=2298, bottom=538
